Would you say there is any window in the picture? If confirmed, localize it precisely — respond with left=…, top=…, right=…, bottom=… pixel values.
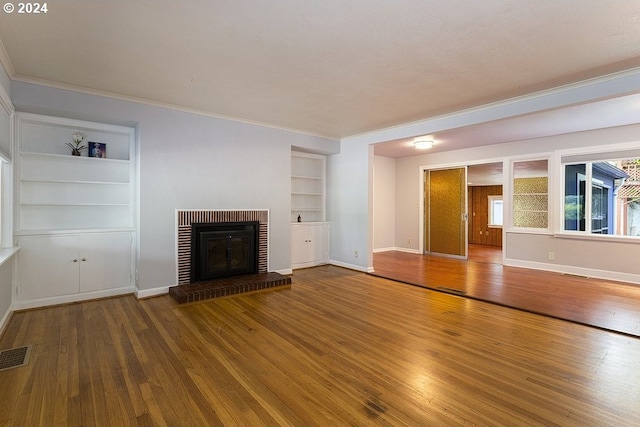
left=488, top=195, right=503, bottom=227
left=562, top=154, right=640, bottom=236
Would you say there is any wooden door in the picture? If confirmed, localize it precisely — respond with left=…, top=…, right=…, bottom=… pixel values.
left=426, top=168, right=467, bottom=258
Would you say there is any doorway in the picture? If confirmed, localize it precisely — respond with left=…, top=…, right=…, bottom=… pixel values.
left=466, top=162, right=504, bottom=263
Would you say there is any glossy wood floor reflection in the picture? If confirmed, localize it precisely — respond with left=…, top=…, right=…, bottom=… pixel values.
left=373, top=245, right=640, bottom=337
left=1, top=266, right=640, bottom=426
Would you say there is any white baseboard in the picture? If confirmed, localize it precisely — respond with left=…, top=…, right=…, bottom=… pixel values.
left=12, top=286, right=135, bottom=310
left=373, top=247, right=421, bottom=254
left=373, top=247, right=396, bottom=253
left=504, top=259, right=640, bottom=285
left=135, top=286, right=169, bottom=299
left=274, top=268, right=293, bottom=275
left=329, top=259, right=374, bottom=273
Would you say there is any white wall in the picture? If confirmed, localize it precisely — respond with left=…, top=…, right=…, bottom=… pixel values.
left=11, top=81, right=340, bottom=292
left=394, top=124, right=640, bottom=282
left=373, top=155, right=396, bottom=251
left=327, top=140, right=373, bottom=271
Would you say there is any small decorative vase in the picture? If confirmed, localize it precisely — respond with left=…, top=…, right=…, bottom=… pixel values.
left=71, top=149, right=81, bottom=156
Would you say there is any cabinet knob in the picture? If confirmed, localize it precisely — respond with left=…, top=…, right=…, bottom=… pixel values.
left=73, top=259, right=78, bottom=262
left=82, top=258, right=87, bottom=262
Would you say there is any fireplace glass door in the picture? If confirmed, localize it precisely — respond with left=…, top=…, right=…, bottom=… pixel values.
left=191, top=222, right=259, bottom=282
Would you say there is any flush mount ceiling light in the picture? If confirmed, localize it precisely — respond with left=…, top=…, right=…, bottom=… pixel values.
left=413, top=139, right=434, bottom=149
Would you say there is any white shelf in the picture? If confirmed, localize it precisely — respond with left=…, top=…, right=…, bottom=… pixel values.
left=291, top=151, right=326, bottom=223
left=16, top=113, right=136, bottom=234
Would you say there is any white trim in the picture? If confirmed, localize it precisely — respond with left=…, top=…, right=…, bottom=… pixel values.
left=0, top=246, right=18, bottom=267
left=373, top=247, right=421, bottom=254
left=344, top=66, right=640, bottom=145
left=292, top=261, right=328, bottom=270
left=0, top=63, right=14, bottom=116
left=12, top=286, right=135, bottom=310
left=0, top=37, right=15, bottom=78
left=274, top=268, right=293, bottom=275
left=135, top=286, right=169, bottom=299
left=504, top=258, right=640, bottom=285
left=11, top=75, right=331, bottom=140
left=373, top=247, right=396, bottom=253
left=329, top=259, right=374, bottom=273
left=552, top=231, right=640, bottom=244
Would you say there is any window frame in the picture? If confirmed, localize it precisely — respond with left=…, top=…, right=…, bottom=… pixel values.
left=557, top=143, right=640, bottom=241
left=487, top=195, right=503, bottom=228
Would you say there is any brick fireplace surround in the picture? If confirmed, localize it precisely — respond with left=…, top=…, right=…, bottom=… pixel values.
left=169, top=209, right=290, bottom=304
left=176, top=209, right=269, bottom=285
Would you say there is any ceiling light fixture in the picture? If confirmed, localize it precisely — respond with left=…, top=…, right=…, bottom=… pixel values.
left=414, top=140, right=434, bottom=149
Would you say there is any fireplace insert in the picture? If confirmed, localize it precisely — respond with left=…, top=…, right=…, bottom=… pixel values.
left=190, top=221, right=259, bottom=282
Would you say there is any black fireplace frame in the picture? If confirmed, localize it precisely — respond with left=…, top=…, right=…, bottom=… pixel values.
left=190, top=221, right=260, bottom=283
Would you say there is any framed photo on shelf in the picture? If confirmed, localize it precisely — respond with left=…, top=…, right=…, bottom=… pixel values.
left=88, top=142, right=107, bottom=158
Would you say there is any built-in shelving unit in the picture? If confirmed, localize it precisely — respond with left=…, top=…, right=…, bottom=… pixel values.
left=291, top=151, right=326, bottom=223
left=14, top=113, right=137, bottom=308
left=291, top=150, right=329, bottom=269
left=16, top=114, right=135, bottom=234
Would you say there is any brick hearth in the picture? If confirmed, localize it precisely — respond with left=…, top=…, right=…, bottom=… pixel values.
left=169, top=272, right=291, bottom=304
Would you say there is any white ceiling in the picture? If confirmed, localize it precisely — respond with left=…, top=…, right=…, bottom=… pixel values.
left=1, top=1, right=640, bottom=156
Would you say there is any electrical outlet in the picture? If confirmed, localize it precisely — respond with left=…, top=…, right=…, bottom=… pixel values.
left=548, top=251, right=555, bottom=261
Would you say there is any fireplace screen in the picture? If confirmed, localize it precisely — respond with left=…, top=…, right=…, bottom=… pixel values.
left=191, top=222, right=259, bottom=282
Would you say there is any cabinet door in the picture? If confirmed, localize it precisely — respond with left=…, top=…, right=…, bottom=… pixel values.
left=78, top=232, right=132, bottom=292
left=309, top=224, right=329, bottom=263
left=291, top=225, right=311, bottom=265
left=17, top=235, right=79, bottom=300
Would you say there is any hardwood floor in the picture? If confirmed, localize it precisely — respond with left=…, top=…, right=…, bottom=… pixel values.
left=1, top=266, right=640, bottom=426
left=372, top=246, right=640, bottom=337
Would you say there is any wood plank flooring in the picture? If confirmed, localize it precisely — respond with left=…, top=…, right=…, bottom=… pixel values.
left=372, top=246, right=640, bottom=337
left=1, top=266, right=640, bottom=426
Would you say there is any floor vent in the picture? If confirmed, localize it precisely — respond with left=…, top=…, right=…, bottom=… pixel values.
left=0, top=345, right=32, bottom=371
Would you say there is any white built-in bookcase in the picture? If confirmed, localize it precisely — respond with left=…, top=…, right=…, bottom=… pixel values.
left=15, top=113, right=135, bottom=234
left=13, top=113, right=137, bottom=309
left=291, top=151, right=326, bottom=223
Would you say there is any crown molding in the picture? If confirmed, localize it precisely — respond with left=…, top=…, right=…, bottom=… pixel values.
left=10, top=74, right=335, bottom=141
left=0, top=83, right=12, bottom=115
left=0, top=38, right=15, bottom=115
left=0, top=38, right=15, bottom=78
left=343, top=66, right=640, bottom=145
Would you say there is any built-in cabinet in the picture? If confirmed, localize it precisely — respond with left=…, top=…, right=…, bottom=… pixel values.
left=291, top=150, right=329, bottom=269
left=14, top=113, right=136, bottom=308
left=291, top=222, right=330, bottom=269
left=16, top=233, right=133, bottom=301
left=291, top=151, right=325, bottom=223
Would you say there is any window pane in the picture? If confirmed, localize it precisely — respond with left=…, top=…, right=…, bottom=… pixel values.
left=489, top=198, right=503, bottom=226
left=564, top=164, right=586, bottom=231
left=562, top=159, right=639, bottom=236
